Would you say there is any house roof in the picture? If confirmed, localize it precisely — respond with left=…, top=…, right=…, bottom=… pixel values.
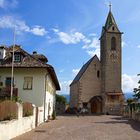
left=0, top=45, right=60, bottom=90
left=31, top=51, right=48, bottom=63
left=70, top=55, right=100, bottom=86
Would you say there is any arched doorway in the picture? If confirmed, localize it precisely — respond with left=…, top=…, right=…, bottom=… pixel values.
left=90, top=96, right=102, bottom=114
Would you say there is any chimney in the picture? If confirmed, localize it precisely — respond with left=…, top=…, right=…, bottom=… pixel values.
left=0, top=46, right=6, bottom=59
left=33, top=51, right=37, bottom=55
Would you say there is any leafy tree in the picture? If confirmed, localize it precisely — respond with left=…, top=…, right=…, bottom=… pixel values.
left=56, top=94, right=67, bottom=105
left=133, top=74, right=140, bottom=99
left=126, top=98, right=134, bottom=105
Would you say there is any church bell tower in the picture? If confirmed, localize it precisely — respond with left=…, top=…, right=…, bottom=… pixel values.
left=100, top=6, right=124, bottom=114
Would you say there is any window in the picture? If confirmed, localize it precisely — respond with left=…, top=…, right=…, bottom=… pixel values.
left=94, top=64, right=96, bottom=70
left=111, top=37, right=116, bottom=50
left=14, top=54, right=21, bottom=62
left=5, top=77, right=14, bottom=87
left=112, top=26, right=115, bottom=31
left=97, top=70, right=100, bottom=78
left=23, top=77, right=33, bottom=90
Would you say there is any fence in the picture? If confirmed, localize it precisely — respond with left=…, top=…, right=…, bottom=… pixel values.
left=23, top=102, right=33, bottom=117
left=0, top=101, right=36, bottom=140
left=123, top=103, right=140, bottom=122
left=0, top=100, right=18, bottom=121
left=0, top=87, right=18, bottom=100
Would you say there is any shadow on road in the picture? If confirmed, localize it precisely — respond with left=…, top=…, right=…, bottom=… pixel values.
left=57, top=113, right=103, bottom=117
left=95, top=116, right=140, bottom=132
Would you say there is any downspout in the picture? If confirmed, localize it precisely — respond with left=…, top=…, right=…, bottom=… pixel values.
left=44, top=73, right=48, bottom=122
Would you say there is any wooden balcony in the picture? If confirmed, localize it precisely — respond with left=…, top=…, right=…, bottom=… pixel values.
left=0, top=87, right=18, bottom=100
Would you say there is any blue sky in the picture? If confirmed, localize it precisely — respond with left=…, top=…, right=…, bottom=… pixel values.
left=0, top=0, right=140, bottom=95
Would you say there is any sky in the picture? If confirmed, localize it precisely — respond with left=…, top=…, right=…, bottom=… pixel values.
left=0, top=0, right=140, bottom=95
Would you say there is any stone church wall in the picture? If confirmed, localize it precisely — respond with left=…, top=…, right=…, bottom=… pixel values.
left=70, top=82, right=79, bottom=108
left=102, top=32, right=122, bottom=93
left=80, top=57, right=101, bottom=104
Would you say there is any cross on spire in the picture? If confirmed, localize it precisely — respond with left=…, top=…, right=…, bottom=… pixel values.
left=109, top=1, right=112, bottom=11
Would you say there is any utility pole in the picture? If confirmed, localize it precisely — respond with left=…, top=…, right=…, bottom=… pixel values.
left=10, top=27, right=16, bottom=100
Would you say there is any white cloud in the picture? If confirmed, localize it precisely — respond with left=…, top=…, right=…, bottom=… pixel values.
left=122, top=74, right=139, bottom=93
left=30, top=26, right=47, bottom=36
left=58, top=80, right=72, bottom=94
left=53, top=28, right=100, bottom=57
left=53, top=28, right=90, bottom=45
left=83, top=38, right=91, bottom=44
left=137, top=45, right=140, bottom=48
left=0, top=0, right=5, bottom=8
left=89, top=33, right=96, bottom=37
left=0, top=15, right=29, bottom=31
left=59, top=69, right=65, bottom=73
left=82, top=37, right=100, bottom=49
left=0, top=0, right=18, bottom=9
left=82, top=37, right=100, bottom=58
left=72, top=68, right=80, bottom=76
left=122, top=41, right=127, bottom=48
left=0, top=15, right=47, bottom=36
left=86, top=48, right=100, bottom=58
left=56, top=31, right=85, bottom=44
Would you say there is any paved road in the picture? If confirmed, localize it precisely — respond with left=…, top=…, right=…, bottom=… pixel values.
left=12, top=115, right=140, bottom=140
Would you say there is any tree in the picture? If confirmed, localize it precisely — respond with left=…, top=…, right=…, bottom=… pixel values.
left=56, top=94, right=67, bottom=105
left=133, top=74, right=140, bottom=99
left=126, top=98, right=134, bottom=105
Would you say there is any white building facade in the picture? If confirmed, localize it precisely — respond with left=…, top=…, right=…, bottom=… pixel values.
left=0, top=45, right=60, bottom=125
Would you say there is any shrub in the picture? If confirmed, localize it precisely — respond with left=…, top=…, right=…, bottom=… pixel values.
left=52, top=110, right=56, bottom=120
left=23, top=102, right=33, bottom=117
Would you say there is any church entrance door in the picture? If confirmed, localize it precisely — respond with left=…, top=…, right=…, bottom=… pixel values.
left=90, top=96, right=102, bottom=114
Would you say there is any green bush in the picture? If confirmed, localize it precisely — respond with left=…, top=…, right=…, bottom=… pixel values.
left=56, top=94, right=67, bottom=105
left=52, top=110, right=56, bottom=120
left=4, top=113, right=16, bottom=121
left=24, top=110, right=33, bottom=117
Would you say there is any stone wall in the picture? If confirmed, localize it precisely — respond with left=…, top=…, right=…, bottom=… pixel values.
left=70, top=56, right=101, bottom=108
left=132, top=112, right=140, bottom=122
left=70, top=82, right=79, bottom=108
left=80, top=56, right=101, bottom=104
left=101, top=28, right=122, bottom=94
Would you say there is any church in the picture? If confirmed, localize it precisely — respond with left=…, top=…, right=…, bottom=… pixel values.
left=70, top=8, right=124, bottom=115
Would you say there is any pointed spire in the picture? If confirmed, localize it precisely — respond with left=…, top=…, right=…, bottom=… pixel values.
left=100, top=4, right=121, bottom=38
left=109, top=1, right=112, bottom=12
left=104, top=5, right=118, bottom=31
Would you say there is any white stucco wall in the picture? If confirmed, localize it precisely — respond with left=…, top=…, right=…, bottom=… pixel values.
left=46, top=92, right=55, bottom=116
left=0, top=68, right=46, bottom=107
left=0, top=67, right=57, bottom=125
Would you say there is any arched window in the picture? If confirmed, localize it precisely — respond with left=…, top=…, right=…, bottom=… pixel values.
left=112, top=26, right=115, bottom=31
left=111, top=37, right=116, bottom=50
left=97, top=70, right=100, bottom=78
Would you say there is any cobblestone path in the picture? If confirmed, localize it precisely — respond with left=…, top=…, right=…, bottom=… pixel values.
left=12, top=115, right=140, bottom=140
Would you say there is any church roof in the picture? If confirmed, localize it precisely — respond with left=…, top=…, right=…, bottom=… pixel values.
left=70, top=55, right=100, bottom=86
left=101, top=10, right=120, bottom=37
left=105, top=11, right=118, bottom=30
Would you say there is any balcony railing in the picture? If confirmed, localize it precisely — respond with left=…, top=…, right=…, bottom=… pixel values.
left=0, top=87, right=18, bottom=100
